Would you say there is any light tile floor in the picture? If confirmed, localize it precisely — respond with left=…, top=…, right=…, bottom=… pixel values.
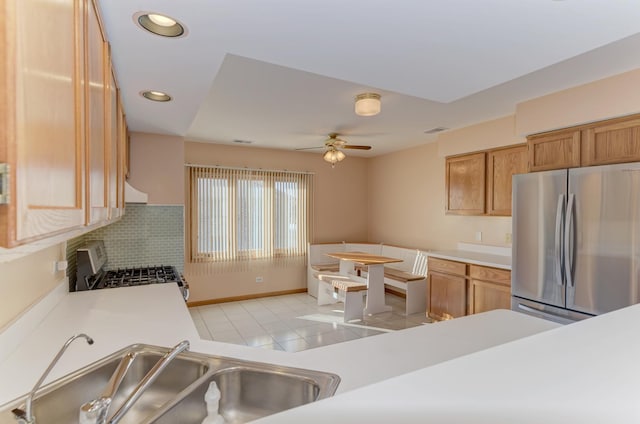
left=189, top=292, right=430, bottom=352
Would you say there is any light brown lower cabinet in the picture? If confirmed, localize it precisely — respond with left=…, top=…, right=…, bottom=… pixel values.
left=469, top=280, right=510, bottom=314
left=469, top=265, right=512, bottom=314
left=427, top=257, right=467, bottom=321
left=427, top=258, right=512, bottom=320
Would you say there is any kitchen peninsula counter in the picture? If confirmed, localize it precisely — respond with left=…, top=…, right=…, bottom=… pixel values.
left=0, top=283, right=558, bottom=417
left=258, top=302, right=640, bottom=423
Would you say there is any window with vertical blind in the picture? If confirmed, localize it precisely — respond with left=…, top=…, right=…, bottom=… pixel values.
left=189, top=166, right=313, bottom=262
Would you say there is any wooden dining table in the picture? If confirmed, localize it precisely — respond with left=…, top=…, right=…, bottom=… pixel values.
left=326, top=252, right=402, bottom=315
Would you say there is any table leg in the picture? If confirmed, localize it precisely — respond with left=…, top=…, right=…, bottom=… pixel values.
left=339, top=259, right=354, bottom=275
left=363, top=264, right=392, bottom=315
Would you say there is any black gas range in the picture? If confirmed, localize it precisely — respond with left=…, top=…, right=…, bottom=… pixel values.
left=75, top=240, right=189, bottom=301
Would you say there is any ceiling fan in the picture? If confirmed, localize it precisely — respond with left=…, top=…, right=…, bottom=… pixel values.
left=297, top=133, right=372, bottom=167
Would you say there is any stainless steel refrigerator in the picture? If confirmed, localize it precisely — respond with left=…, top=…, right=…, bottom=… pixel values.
left=511, top=162, right=640, bottom=324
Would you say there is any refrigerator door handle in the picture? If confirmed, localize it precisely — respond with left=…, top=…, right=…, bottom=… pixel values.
left=554, top=194, right=566, bottom=286
left=564, top=193, right=576, bottom=287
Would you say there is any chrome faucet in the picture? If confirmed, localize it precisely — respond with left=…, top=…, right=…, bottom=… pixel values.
left=78, top=352, right=136, bottom=424
left=106, top=340, right=190, bottom=424
left=12, top=333, right=94, bottom=424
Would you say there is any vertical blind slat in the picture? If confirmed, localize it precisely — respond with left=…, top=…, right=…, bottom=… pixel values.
left=188, top=166, right=312, bottom=262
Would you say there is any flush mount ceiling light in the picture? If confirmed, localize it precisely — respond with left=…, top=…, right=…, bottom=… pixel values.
left=355, top=93, right=381, bottom=116
left=141, top=90, right=172, bottom=102
left=134, top=12, right=186, bottom=38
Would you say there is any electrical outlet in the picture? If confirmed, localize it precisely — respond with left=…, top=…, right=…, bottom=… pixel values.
left=256, top=276, right=264, bottom=283
left=475, top=231, right=482, bottom=242
left=505, top=233, right=512, bottom=244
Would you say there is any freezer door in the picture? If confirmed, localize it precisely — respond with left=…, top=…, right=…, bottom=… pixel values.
left=511, top=297, right=592, bottom=325
left=512, top=170, right=567, bottom=308
left=567, top=163, right=640, bottom=315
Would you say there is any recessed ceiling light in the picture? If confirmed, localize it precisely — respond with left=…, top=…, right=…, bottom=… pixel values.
left=148, top=14, right=176, bottom=27
left=134, top=12, right=186, bottom=38
left=141, top=90, right=172, bottom=102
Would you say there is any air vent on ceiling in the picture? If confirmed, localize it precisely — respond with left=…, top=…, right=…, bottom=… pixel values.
left=233, top=139, right=253, bottom=144
left=424, top=127, right=448, bottom=134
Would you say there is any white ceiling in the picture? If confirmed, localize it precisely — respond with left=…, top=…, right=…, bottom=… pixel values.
left=98, top=1, right=640, bottom=158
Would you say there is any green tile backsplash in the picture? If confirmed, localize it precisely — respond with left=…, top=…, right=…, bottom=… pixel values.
left=67, top=204, right=184, bottom=289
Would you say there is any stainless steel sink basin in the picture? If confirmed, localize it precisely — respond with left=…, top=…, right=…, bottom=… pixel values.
left=0, top=344, right=211, bottom=424
left=147, top=365, right=339, bottom=424
left=0, top=344, right=340, bottom=424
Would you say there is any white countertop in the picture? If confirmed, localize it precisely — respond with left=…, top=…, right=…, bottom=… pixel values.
left=256, top=302, right=640, bottom=423
left=427, top=249, right=511, bottom=269
left=0, top=283, right=555, bottom=412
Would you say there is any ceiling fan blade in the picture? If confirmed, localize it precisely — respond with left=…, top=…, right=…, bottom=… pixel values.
left=342, top=145, right=372, bottom=150
left=295, top=146, right=325, bottom=151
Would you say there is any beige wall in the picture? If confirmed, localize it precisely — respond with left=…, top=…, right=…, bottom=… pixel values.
left=438, top=115, right=523, bottom=157
left=0, top=244, right=66, bottom=330
left=183, top=141, right=369, bottom=301
left=368, top=116, right=518, bottom=250
left=128, top=132, right=185, bottom=205
left=516, top=68, right=640, bottom=136
left=5, top=68, right=640, bottom=314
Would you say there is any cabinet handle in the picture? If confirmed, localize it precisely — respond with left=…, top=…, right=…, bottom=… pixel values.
left=0, top=163, right=9, bottom=205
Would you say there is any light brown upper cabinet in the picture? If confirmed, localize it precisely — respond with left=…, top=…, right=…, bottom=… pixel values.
left=0, top=0, right=86, bottom=247
left=446, top=144, right=526, bottom=217
left=445, top=152, right=486, bottom=215
left=527, top=113, right=640, bottom=172
left=0, top=0, right=127, bottom=248
left=486, top=145, right=528, bottom=216
left=527, top=129, right=581, bottom=172
left=85, top=0, right=110, bottom=225
left=582, top=115, right=640, bottom=166
left=107, top=66, right=123, bottom=221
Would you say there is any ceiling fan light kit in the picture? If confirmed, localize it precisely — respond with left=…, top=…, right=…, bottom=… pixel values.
left=296, top=133, right=371, bottom=167
left=355, top=92, right=381, bottom=116
left=323, top=148, right=346, bottom=167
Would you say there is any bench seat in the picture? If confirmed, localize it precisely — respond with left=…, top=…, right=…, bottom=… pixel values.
left=311, top=264, right=340, bottom=272
left=331, top=279, right=367, bottom=292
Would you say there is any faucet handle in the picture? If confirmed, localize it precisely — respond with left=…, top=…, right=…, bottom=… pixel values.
left=79, top=397, right=112, bottom=424
left=11, top=407, right=29, bottom=423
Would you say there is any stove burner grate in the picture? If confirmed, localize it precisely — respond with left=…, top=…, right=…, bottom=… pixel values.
left=101, top=266, right=181, bottom=289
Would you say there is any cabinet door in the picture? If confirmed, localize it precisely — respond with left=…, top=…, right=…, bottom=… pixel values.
left=528, top=129, right=581, bottom=172
left=86, top=0, right=109, bottom=225
left=582, top=116, right=640, bottom=166
left=469, top=280, right=511, bottom=314
left=445, top=152, right=486, bottom=215
left=428, top=271, right=467, bottom=320
left=487, top=145, right=527, bottom=216
left=117, top=93, right=127, bottom=214
left=469, top=265, right=511, bottom=314
left=0, top=0, right=85, bottom=247
left=107, top=67, right=121, bottom=220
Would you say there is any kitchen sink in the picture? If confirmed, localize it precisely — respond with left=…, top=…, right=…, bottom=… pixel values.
left=147, top=365, right=337, bottom=424
left=0, top=344, right=340, bottom=424
left=0, top=344, right=212, bottom=424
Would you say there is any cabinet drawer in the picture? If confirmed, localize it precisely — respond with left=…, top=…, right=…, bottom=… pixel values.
left=469, top=265, right=511, bottom=286
left=428, top=257, right=466, bottom=276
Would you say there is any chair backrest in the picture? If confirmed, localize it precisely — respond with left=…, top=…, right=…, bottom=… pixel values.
left=412, top=250, right=428, bottom=276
